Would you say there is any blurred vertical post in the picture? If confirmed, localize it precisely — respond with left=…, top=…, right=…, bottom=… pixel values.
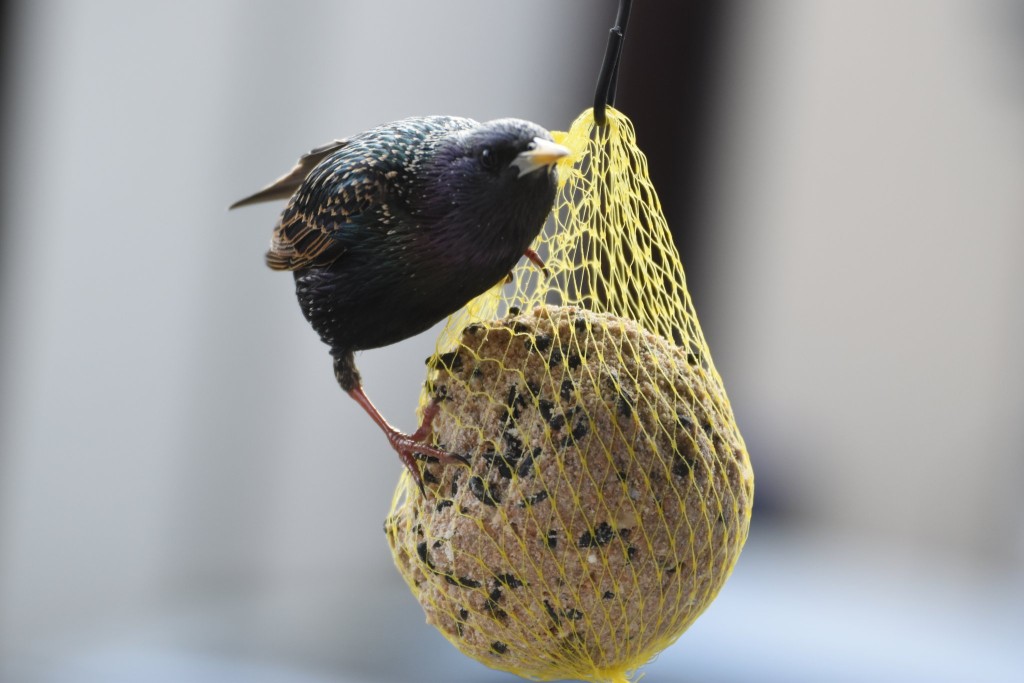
left=614, top=0, right=735, bottom=308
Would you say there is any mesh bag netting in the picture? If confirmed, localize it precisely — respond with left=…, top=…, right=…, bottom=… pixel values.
left=385, top=108, right=754, bottom=682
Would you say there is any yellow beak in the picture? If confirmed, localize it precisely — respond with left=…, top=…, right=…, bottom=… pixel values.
left=512, top=137, right=572, bottom=178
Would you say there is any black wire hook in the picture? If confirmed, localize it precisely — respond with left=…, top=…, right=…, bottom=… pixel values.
left=593, top=0, right=633, bottom=126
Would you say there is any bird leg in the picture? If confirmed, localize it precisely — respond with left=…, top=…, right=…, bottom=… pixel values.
left=334, top=352, right=465, bottom=491
left=345, top=385, right=466, bottom=493
left=523, top=247, right=549, bottom=276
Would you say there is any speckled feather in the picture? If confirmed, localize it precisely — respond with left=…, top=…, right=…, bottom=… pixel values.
left=246, top=115, right=561, bottom=361
left=266, top=116, right=476, bottom=272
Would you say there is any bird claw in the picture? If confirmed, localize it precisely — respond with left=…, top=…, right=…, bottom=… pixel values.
left=389, top=402, right=469, bottom=495
left=389, top=434, right=467, bottom=495
left=345, top=387, right=467, bottom=495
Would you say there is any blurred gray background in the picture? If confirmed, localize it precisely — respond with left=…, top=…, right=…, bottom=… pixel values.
left=1, top=1, right=1022, bottom=682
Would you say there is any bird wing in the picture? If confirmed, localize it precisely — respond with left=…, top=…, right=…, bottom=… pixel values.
left=265, top=148, right=394, bottom=272
left=229, top=139, right=349, bottom=209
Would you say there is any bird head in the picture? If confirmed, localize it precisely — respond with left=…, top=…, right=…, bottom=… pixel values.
left=419, top=118, right=569, bottom=229
left=462, top=118, right=571, bottom=180
left=424, top=119, right=567, bottom=194
left=464, top=118, right=569, bottom=179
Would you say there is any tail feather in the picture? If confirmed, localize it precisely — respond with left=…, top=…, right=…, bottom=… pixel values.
left=230, top=138, right=349, bottom=210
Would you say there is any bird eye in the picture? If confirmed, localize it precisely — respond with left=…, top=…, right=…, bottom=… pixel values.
left=479, top=147, right=499, bottom=171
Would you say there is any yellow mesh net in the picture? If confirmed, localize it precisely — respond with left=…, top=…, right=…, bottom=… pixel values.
left=385, top=107, right=753, bottom=682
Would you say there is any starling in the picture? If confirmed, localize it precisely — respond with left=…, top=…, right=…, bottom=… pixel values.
left=232, top=115, right=569, bottom=488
